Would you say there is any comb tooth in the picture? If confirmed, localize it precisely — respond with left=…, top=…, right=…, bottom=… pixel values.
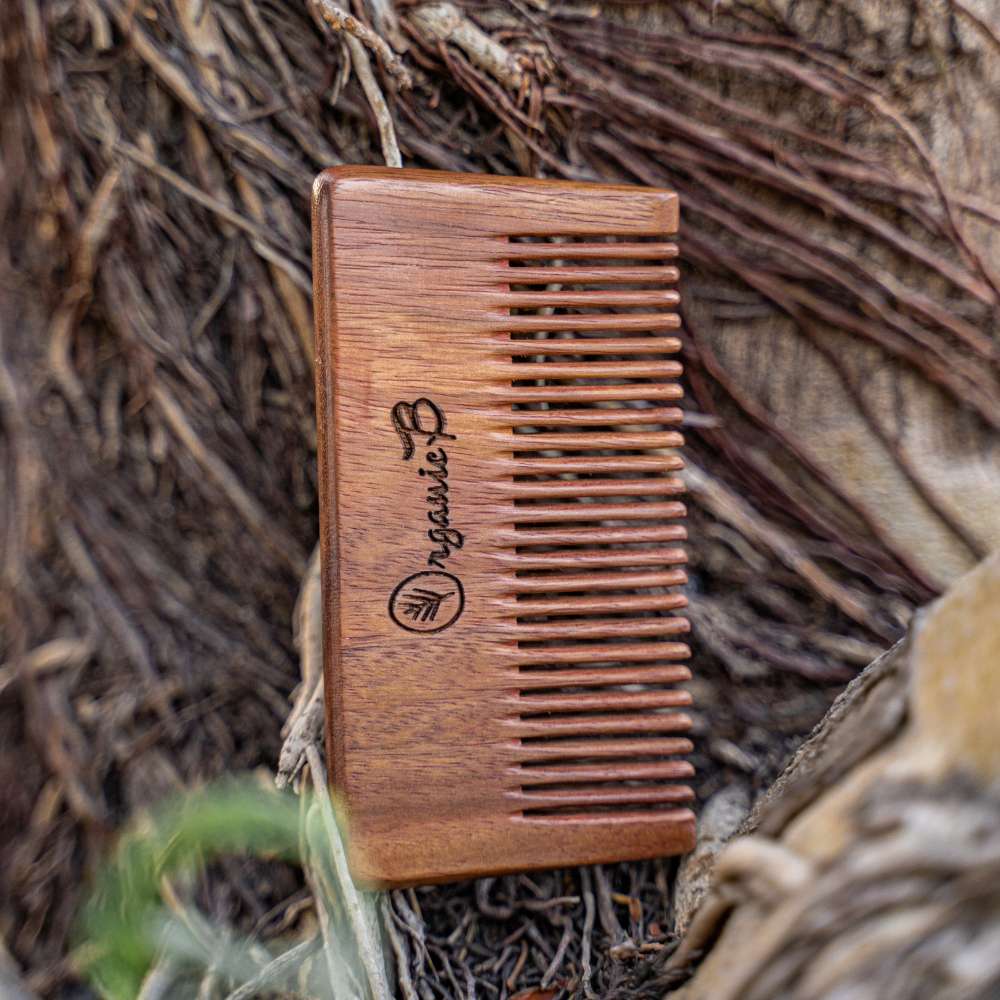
left=502, top=524, right=687, bottom=545
left=500, top=289, right=680, bottom=309
left=520, top=808, right=695, bottom=824
left=505, top=337, right=681, bottom=356
left=513, top=713, right=692, bottom=738
left=502, top=242, right=678, bottom=260
left=511, top=760, right=694, bottom=784
left=518, top=737, right=693, bottom=761
left=496, top=455, right=683, bottom=474
left=509, top=502, right=686, bottom=525
left=500, top=224, right=693, bottom=830
left=512, top=665, right=691, bottom=688
left=502, top=384, right=683, bottom=405
left=517, top=690, right=692, bottom=713
left=508, top=569, right=687, bottom=592
left=497, top=431, right=684, bottom=450
left=501, top=478, right=683, bottom=500
left=507, top=407, right=683, bottom=427
left=501, top=265, right=679, bottom=284
left=504, top=360, right=682, bottom=379
left=508, top=618, right=689, bottom=641
left=497, top=314, right=681, bottom=334
left=508, top=593, right=688, bottom=616
left=506, top=641, right=690, bottom=665
left=510, top=785, right=694, bottom=810
left=499, top=548, right=687, bottom=571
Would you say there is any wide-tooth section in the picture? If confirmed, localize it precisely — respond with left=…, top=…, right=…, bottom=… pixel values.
left=495, top=234, right=692, bottom=820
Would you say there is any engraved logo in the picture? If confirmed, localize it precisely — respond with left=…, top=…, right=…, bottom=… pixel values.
left=389, top=571, right=465, bottom=634
left=391, top=397, right=456, bottom=462
left=388, top=397, right=466, bottom=634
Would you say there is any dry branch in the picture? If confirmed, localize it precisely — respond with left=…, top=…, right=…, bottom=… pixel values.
left=661, top=553, right=1000, bottom=1000
left=311, top=0, right=412, bottom=88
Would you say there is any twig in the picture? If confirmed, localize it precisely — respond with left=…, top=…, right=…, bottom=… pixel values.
left=114, top=140, right=311, bottom=285
left=0, top=637, right=94, bottom=698
left=578, top=868, right=596, bottom=999
left=408, top=3, right=523, bottom=90
left=223, top=936, right=322, bottom=1000
left=593, top=867, right=625, bottom=944
left=47, top=163, right=122, bottom=437
left=306, top=744, right=392, bottom=1000
left=151, top=381, right=307, bottom=575
left=136, top=958, right=181, bottom=1000
left=539, top=917, right=571, bottom=988
left=683, top=460, right=880, bottom=634
left=278, top=545, right=325, bottom=789
left=346, top=35, right=403, bottom=167
left=382, top=897, right=420, bottom=1000
left=311, top=0, right=412, bottom=87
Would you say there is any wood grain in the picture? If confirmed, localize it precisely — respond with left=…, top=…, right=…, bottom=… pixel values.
left=312, top=166, right=693, bottom=886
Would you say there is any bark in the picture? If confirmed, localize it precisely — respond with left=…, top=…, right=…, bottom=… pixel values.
left=658, top=552, right=1000, bottom=1000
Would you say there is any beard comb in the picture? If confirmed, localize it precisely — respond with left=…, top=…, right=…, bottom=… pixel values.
left=312, top=166, right=694, bottom=886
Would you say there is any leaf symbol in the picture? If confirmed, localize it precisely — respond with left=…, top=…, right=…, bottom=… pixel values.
left=400, top=587, right=454, bottom=623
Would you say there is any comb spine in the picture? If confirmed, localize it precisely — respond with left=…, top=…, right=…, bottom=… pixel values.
left=311, top=172, right=346, bottom=794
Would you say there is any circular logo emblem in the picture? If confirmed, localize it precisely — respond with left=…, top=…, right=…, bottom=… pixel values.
left=389, top=571, right=465, bottom=634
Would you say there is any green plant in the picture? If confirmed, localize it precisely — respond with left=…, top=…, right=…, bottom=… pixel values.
left=77, top=773, right=389, bottom=1000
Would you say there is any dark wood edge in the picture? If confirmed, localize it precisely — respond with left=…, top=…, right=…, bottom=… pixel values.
left=313, top=166, right=679, bottom=233
left=311, top=171, right=345, bottom=794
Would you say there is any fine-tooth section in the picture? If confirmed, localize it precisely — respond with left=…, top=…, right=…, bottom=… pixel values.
left=497, top=234, right=691, bottom=821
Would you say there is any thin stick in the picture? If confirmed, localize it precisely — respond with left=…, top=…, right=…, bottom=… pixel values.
left=345, top=35, right=403, bottom=167
left=311, top=0, right=412, bottom=87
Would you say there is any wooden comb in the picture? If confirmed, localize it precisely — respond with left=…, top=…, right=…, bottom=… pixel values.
left=312, top=166, right=694, bottom=886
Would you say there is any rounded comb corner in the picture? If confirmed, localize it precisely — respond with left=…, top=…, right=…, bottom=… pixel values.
left=311, top=166, right=343, bottom=212
left=311, top=165, right=371, bottom=206
left=654, top=190, right=680, bottom=235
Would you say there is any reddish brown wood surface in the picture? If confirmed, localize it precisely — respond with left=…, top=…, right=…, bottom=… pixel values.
left=312, top=166, right=693, bottom=886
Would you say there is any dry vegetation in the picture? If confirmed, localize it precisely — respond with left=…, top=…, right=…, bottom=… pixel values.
left=2, top=0, right=999, bottom=996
